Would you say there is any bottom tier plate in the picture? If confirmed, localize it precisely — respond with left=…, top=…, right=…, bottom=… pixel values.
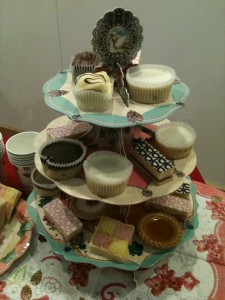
left=27, top=182, right=199, bottom=271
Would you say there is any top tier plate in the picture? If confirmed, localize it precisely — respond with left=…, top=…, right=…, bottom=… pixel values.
left=43, top=71, right=189, bottom=128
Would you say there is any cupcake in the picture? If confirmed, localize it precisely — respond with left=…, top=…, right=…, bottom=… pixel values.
left=70, top=198, right=108, bottom=220
left=70, top=51, right=101, bottom=82
left=155, top=122, right=196, bottom=160
left=39, top=138, right=86, bottom=181
left=73, top=71, right=113, bottom=112
left=137, top=212, right=183, bottom=250
left=126, top=64, right=176, bottom=104
left=83, top=151, right=133, bottom=198
left=31, top=167, right=60, bottom=197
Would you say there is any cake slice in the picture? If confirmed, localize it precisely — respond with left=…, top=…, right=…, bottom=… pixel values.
left=89, top=216, right=135, bottom=262
left=47, top=121, right=92, bottom=140
left=0, top=183, right=22, bottom=220
left=130, top=139, right=174, bottom=185
left=44, top=198, right=83, bottom=242
left=172, top=182, right=190, bottom=199
left=145, top=193, right=194, bottom=221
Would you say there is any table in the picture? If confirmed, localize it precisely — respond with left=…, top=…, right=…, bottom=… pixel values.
left=1, top=181, right=225, bottom=300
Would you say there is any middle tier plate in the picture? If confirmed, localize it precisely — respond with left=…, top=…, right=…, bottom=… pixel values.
left=34, top=151, right=196, bottom=205
left=34, top=118, right=196, bottom=205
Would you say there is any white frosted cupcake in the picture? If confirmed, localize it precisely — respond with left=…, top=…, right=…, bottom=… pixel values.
left=73, top=71, right=113, bottom=112
left=126, top=64, right=176, bottom=104
left=39, top=138, right=86, bottom=181
left=83, top=151, right=133, bottom=198
left=155, top=122, right=196, bottom=160
left=31, top=167, right=60, bottom=197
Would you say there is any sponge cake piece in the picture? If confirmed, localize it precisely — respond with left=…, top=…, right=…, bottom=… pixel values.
left=0, top=183, right=22, bottom=220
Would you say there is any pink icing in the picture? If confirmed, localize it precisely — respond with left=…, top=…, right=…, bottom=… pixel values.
left=47, top=122, right=92, bottom=139
left=114, top=224, right=135, bottom=243
left=93, top=232, right=111, bottom=249
left=151, top=195, right=191, bottom=213
left=44, top=198, right=82, bottom=235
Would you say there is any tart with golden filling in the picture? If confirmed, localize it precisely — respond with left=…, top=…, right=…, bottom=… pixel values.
left=137, top=212, right=183, bottom=250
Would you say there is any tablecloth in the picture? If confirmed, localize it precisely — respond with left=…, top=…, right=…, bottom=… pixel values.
left=1, top=181, right=225, bottom=300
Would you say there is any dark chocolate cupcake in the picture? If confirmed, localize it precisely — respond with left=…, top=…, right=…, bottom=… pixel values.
left=39, top=138, right=86, bottom=181
left=31, top=167, right=60, bottom=197
left=70, top=51, right=101, bottom=82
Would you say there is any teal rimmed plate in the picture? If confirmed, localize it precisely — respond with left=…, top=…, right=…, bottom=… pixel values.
left=27, top=182, right=198, bottom=271
left=43, top=71, right=189, bottom=128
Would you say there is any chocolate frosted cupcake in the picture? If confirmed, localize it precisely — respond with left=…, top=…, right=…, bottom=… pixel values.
left=39, top=138, right=86, bottom=181
left=126, top=64, right=176, bottom=104
left=31, top=167, right=60, bottom=197
left=70, top=51, right=101, bottom=82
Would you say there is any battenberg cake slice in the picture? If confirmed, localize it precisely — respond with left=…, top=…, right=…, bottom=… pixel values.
left=130, top=139, right=174, bottom=185
left=44, top=198, right=83, bottom=242
left=88, top=216, right=135, bottom=262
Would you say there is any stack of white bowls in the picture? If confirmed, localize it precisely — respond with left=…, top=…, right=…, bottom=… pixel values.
left=6, top=131, right=38, bottom=194
left=0, top=132, right=6, bottom=182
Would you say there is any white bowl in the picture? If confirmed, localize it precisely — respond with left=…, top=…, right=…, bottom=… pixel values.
left=7, top=152, right=34, bottom=160
left=6, top=131, right=38, bottom=156
left=8, top=156, right=34, bottom=166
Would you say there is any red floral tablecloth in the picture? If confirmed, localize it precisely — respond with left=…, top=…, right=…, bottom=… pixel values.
left=1, top=181, right=225, bottom=300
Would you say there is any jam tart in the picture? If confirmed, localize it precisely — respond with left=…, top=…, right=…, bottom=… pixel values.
left=137, top=212, right=183, bottom=250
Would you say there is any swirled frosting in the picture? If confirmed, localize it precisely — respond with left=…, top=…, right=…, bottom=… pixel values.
left=75, top=71, right=111, bottom=95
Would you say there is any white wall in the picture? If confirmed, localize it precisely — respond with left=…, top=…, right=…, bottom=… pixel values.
left=0, top=0, right=224, bottom=188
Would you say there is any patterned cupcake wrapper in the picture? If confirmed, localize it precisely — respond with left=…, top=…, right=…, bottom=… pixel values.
left=43, top=163, right=83, bottom=181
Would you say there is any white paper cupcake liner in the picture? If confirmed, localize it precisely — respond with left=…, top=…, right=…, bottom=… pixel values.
left=127, top=84, right=172, bottom=104
left=85, top=176, right=130, bottom=198
left=74, top=89, right=112, bottom=112
left=126, top=64, right=176, bottom=104
left=155, top=122, right=196, bottom=160
left=83, top=151, right=133, bottom=198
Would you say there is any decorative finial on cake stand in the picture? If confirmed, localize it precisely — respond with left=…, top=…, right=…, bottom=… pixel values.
left=115, top=62, right=129, bottom=107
